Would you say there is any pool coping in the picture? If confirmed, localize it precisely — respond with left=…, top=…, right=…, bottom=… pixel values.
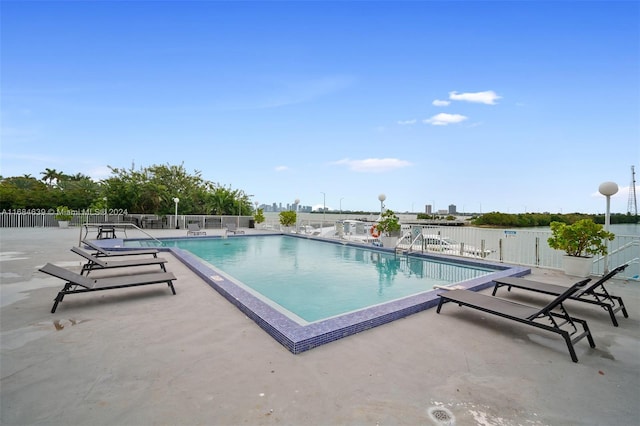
left=91, top=234, right=530, bottom=354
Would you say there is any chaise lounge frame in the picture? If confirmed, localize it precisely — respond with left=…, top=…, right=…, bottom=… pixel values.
left=187, top=223, right=207, bottom=236
left=225, top=223, right=245, bottom=235
left=82, top=239, right=160, bottom=258
left=40, top=263, right=177, bottom=313
left=71, top=246, right=168, bottom=275
left=437, top=278, right=595, bottom=362
left=492, top=264, right=629, bottom=326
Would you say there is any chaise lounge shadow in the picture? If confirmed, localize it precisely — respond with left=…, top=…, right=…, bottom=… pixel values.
left=437, top=278, right=595, bottom=362
left=40, top=263, right=177, bottom=313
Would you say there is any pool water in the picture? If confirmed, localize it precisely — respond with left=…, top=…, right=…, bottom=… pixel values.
left=134, top=236, right=495, bottom=323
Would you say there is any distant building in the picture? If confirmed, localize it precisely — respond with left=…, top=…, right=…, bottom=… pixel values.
left=448, top=204, right=457, bottom=214
left=425, top=204, right=432, bottom=214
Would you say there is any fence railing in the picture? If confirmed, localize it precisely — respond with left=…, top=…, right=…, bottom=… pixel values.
left=2, top=212, right=638, bottom=280
left=0, top=212, right=254, bottom=229
left=399, top=225, right=639, bottom=281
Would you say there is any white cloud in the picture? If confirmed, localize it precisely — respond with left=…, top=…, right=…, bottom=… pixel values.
left=432, top=99, right=450, bottom=107
left=423, top=113, right=468, bottom=126
left=397, top=119, right=417, bottom=125
left=331, top=158, right=412, bottom=173
left=591, top=185, right=638, bottom=200
left=449, top=90, right=501, bottom=105
left=274, top=165, right=289, bottom=172
left=86, top=166, right=112, bottom=180
left=312, top=204, right=332, bottom=211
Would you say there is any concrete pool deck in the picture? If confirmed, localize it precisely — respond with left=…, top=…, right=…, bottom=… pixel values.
left=1, top=227, right=639, bottom=425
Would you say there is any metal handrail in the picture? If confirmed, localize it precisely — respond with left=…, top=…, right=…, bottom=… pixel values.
left=79, top=222, right=163, bottom=246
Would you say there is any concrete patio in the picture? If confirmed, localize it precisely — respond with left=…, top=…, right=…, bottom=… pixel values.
left=1, top=227, right=638, bottom=425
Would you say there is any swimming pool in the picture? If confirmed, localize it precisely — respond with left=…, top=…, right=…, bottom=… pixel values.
left=133, top=236, right=495, bottom=323
left=121, top=234, right=529, bottom=353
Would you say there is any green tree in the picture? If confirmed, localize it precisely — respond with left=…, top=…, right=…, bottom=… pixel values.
left=254, top=208, right=265, bottom=224
left=548, top=219, right=615, bottom=257
left=40, top=168, right=63, bottom=187
left=206, top=185, right=237, bottom=215
left=279, top=210, right=297, bottom=227
left=375, top=209, right=401, bottom=236
left=0, top=176, right=51, bottom=209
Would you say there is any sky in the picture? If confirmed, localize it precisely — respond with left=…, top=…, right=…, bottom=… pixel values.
left=2, top=1, right=639, bottom=215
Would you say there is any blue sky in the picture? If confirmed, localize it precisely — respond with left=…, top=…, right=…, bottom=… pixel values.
left=2, top=1, right=639, bottom=214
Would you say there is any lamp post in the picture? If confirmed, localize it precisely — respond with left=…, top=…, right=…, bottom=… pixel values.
left=173, top=197, right=180, bottom=229
left=340, top=197, right=344, bottom=219
left=295, top=198, right=300, bottom=232
left=237, top=194, right=254, bottom=228
left=103, top=197, right=108, bottom=222
left=320, top=192, right=326, bottom=229
left=599, top=181, right=618, bottom=274
left=378, top=194, right=386, bottom=218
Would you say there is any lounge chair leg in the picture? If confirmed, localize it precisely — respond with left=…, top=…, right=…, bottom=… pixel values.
left=51, top=292, right=64, bottom=313
left=606, top=306, right=619, bottom=327
left=617, top=297, right=629, bottom=318
left=584, top=321, right=596, bottom=348
left=436, top=298, right=446, bottom=313
left=168, top=282, right=176, bottom=295
left=561, top=331, right=579, bottom=363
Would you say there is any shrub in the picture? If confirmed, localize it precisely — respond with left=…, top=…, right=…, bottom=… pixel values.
left=547, top=219, right=615, bottom=257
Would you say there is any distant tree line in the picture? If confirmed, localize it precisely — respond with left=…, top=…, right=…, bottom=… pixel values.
left=0, top=164, right=254, bottom=216
left=472, top=212, right=638, bottom=227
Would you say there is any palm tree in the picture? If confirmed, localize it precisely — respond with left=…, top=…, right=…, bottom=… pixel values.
left=40, top=168, right=62, bottom=186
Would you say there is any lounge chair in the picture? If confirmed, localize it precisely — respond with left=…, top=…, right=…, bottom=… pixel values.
left=71, top=246, right=168, bottom=275
left=82, top=239, right=159, bottom=258
left=437, top=278, right=595, bottom=362
left=187, top=223, right=207, bottom=236
left=40, top=263, right=177, bottom=313
left=492, top=264, right=629, bottom=326
left=225, top=223, right=245, bottom=234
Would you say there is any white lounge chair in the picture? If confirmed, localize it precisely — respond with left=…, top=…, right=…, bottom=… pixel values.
left=225, top=223, right=244, bottom=234
left=187, top=223, right=206, bottom=236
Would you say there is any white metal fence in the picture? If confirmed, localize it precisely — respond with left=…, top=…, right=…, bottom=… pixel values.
left=1, top=212, right=638, bottom=280
left=398, top=224, right=639, bottom=281
left=0, top=212, right=254, bottom=229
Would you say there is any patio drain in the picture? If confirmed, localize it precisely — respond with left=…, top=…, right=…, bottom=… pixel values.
left=427, top=406, right=455, bottom=425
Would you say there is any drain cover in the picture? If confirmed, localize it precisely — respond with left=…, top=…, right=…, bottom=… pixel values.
left=427, top=406, right=455, bottom=425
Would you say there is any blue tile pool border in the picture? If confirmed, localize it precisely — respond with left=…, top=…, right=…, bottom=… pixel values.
left=90, top=234, right=530, bottom=354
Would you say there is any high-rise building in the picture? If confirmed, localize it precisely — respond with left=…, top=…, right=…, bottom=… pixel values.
left=425, top=204, right=432, bottom=214
left=448, top=204, right=457, bottom=214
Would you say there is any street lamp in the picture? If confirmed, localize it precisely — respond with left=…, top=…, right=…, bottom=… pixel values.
left=599, top=181, right=618, bottom=273
left=378, top=194, right=386, bottom=218
left=173, top=197, right=180, bottom=229
left=103, top=197, right=108, bottom=222
left=238, top=194, right=254, bottom=228
left=340, top=197, right=344, bottom=219
left=320, top=192, right=326, bottom=229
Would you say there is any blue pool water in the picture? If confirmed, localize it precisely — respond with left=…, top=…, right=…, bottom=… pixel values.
left=131, top=235, right=495, bottom=323
left=119, top=234, right=527, bottom=353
